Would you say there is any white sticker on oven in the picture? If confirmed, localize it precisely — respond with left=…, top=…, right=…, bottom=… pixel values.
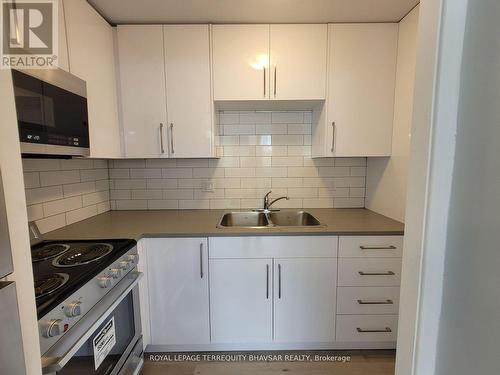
left=93, top=316, right=117, bottom=370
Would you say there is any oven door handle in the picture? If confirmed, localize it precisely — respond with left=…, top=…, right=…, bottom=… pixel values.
left=41, top=271, right=143, bottom=374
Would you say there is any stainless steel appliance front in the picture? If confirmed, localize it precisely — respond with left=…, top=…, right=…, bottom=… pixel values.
left=41, top=272, right=143, bottom=375
left=12, top=68, right=90, bottom=157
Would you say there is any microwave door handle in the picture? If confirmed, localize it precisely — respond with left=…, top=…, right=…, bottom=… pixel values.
left=41, top=272, right=143, bottom=373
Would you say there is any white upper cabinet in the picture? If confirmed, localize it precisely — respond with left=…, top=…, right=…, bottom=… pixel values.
left=212, top=24, right=327, bottom=101
left=212, top=25, right=270, bottom=101
left=63, top=0, right=122, bottom=158
left=322, top=23, right=398, bottom=157
left=270, top=24, right=327, bottom=100
left=116, top=25, right=168, bottom=158
left=57, top=0, right=69, bottom=72
left=163, top=25, right=214, bottom=158
left=117, top=25, right=214, bottom=158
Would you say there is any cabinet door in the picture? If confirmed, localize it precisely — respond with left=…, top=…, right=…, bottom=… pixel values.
left=274, top=258, right=336, bottom=343
left=57, top=0, right=69, bottom=72
left=63, top=0, right=121, bottom=157
left=116, top=25, right=168, bottom=158
left=210, top=258, right=273, bottom=343
left=270, top=24, right=327, bottom=100
left=328, top=24, right=398, bottom=156
left=146, top=238, right=210, bottom=345
left=164, top=25, right=214, bottom=158
left=212, top=25, right=270, bottom=100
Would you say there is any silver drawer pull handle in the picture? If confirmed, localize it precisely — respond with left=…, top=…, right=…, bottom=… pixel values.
left=357, top=327, right=392, bottom=333
left=358, top=271, right=395, bottom=276
left=357, top=299, right=394, bottom=305
left=360, top=245, right=397, bottom=250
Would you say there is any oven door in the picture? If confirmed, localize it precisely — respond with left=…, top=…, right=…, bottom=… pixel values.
left=42, top=272, right=143, bottom=375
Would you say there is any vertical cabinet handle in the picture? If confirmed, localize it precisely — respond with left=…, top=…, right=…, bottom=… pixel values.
left=199, top=243, right=203, bottom=279
left=263, top=67, right=266, bottom=97
left=266, top=264, right=269, bottom=299
left=331, top=121, right=335, bottom=153
left=278, top=263, right=282, bottom=299
left=274, top=66, right=277, bottom=97
left=169, top=123, right=175, bottom=155
left=159, top=123, right=165, bottom=154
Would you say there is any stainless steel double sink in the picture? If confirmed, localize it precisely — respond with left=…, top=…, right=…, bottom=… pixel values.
left=217, top=211, right=322, bottom=228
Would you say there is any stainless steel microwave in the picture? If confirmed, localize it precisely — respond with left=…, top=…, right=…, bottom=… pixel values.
left=12, top=69, right=90, bottom=157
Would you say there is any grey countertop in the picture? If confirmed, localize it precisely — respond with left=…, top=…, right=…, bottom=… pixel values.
left=43, top=209, right=404, bottom=241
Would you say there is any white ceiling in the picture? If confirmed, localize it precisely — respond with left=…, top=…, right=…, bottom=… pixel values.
left=87, top=0, right=420, bottom=25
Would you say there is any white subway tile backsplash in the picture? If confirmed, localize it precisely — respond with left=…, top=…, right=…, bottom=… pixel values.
left=63, top=181, right=96, bottom=197
left=239, top=111, right=272, bottom=124
left=43, top=196, right=82, bottom=216
left=80, top=169, right=108, bottom=182
left=148, top=200, right=179, bottom=209
left=162, top=168, right=192, bottom=178
left=131, top=189, right=163, bottom=200
left=23, top=172, right=40, bottom=188
left=23, top=158, right=111, bottom=233
left=114, top=179, right=147, bottom=190
left=271, top=111, right=304, bottom=124
left=26, top=186, right=64, bottom=205
left=40, top=170, right=80, bottom=187
left=130, top=168, right=162, bottom=179
left=66, top=205, right=98, bottom=225
left=255, top=145, right=288, bottom=157
left=20, top=112, right=367, bottom=215
left=109, top=169, right=130, bottom=179
left=60, top=159, right=93, bottom=170
left=27, top=204, right=44, bottom=221
left=271, top=135, right=304, bottom=146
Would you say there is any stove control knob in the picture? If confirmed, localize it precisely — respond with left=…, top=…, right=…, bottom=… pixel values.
left=64, top=301, right=81, bottom=318
left=126, top=254, right=138, bottom=263
left=43, top=319, right=63, bottom=338
left=118, top=261, right=131, bottom=271
left=110, top=268, right=122, bottom=279
left=97, top=276, right=113, bottom=288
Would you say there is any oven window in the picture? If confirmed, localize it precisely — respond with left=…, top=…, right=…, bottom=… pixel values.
left=58, top=293, right=136, bottom=375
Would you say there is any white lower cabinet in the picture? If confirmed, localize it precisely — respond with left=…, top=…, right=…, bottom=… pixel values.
left=210, top=258, right=273, bottom=344
left=145, top=234, right=403, bottom=350
left=336, top=315, right=399, bottom=342
left=273, top=258, right=336, bottom=343
left=146, top=238, right=210, bottom=345
left=209, top=236, right=338, bottom=346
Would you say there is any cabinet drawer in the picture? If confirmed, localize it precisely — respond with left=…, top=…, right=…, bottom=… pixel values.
left=338, top=258, right=402, bottom=286
left=339, top=236, right=403, bottom=258
left=336, top=315, right=398, bottom=342
left=337, top=287, right=400, bottom=314
left=209, top=236, right=337, bottom=259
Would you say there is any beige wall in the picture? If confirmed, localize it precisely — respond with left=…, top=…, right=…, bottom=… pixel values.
left=365, top=6, right=419, bottom=222
left=0, top=71, right=42, bottom=374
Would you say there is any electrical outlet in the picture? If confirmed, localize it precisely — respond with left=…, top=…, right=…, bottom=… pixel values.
left=202, top=180, right=215, bottom=192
